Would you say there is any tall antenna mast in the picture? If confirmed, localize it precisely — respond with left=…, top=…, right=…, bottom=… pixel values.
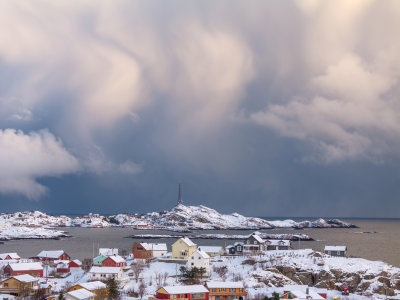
left=177, top=183, right=183, bottom=205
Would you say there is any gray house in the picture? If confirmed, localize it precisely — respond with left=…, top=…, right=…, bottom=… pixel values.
left=324, top=246, right=347, bottom=257
left=243, top=234, right=265, bottom=253
left=226, top=242, right=243, bottom=255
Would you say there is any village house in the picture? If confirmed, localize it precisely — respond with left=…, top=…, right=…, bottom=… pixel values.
left=197, top=246, right=224, bottom=257
left=205, top=281, right=248, bottom=300
left=265, top=239, right=291, bottom=250
left=55, top=261, right=70, bottom=274
left=101, top=255, right=127, bottom=268
left=172, top=237, right=197, bottom=260
left=226, top=242, right=243, bottom=255
left=69, top=259, right=82, bottom=269
left=243, top=234, right=265, bottom=254
left=153, top=285, right=209, bottom=300
left=65, top=289, right=96, bottom=300
left=187, top=249, right=210, bottom=276
left=33, top=250, right=70, bottom=262
left=98, top=248, right=118, bottom=256
left=133, top=242, right=168, bottom=259
left=88, top=266, right=128, bottom=284
left=0, top=254, right=20, bottom=261
left=92, top=255, right=107, bottom=266
left=68, top=281, right=107, bottom=299
left=0, top=274, right=39, bottom=297
left=3, top=262, right=44, bottom=277
left=283, top=285, right=327, bottom=299
left=324, top=246, right=347, bottom=257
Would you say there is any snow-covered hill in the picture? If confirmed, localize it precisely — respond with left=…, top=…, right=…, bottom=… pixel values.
left=0, top=204, right=357, bottom=234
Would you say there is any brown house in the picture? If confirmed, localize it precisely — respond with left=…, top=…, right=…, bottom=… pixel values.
left=205, top=281, right=247, bottom=300
left=0, top=274, right=39, bottom=296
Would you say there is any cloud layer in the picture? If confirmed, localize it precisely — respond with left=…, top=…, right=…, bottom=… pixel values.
left=0, top=129, right=79, bottom=199
left=0, top=1, right=399, bottom=215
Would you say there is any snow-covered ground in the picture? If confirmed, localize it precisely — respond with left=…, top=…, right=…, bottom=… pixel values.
left=120, top=249, right=400, bottom=300
left=0, top=221, right=69, bottom=240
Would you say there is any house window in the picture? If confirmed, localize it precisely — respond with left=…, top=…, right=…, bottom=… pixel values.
left=254, top=241, right=257, bottom=244
left=137, top=247, right=143, bottom=251
left=237, top=246, right=241, bottom=251
left=247, top=241, right=250, bottom=244
left=4, top=283, right=8, bottom=287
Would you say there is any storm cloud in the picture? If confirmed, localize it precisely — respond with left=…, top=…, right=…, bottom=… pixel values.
left=0, top=1, right=399, bottom=217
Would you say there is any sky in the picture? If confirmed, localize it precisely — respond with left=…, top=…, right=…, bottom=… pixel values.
left=0, top=0, right=399, bottom=218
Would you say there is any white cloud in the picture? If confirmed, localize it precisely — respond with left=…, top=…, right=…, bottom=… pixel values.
left=251, top=1, right=400, bottom=163
left=0, top=129, right=80, bottom=199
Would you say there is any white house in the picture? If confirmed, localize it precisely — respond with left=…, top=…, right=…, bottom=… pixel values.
left=265, top=240, right=291, bottom=250
left=324, top=246, right=347, bottom=257
left=88, top=266, right=128, bottom=284
left=187, top=248, right=210, bottom=276
left=98, top=248, right=118, bottom=256
left=140, top=243, right=168, bottom=258
left=65, top=289, right=96, bottom=300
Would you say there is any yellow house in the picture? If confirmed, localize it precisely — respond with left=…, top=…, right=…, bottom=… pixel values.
left=0, top=274, right=38, bottom=296
left=68, top=281, right=108, bottom=299
left=171, top=237, right=197, bottom=259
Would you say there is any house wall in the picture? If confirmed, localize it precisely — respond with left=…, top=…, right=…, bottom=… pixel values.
left=133, top=244, right=152, bottom=259
left=0, top=278, right=37, bottom=296
left=187, top=253, right=210, bottom=275
left=4, top=266, right=43, bottom=277
left=172, top=240, right=196, bottom=259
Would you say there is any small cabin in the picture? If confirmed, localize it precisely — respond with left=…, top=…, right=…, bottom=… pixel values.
left=324, top=246, right=347, bottom=257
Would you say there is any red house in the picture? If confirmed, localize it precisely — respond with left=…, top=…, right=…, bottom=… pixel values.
left=56, top=261, right=70, bottom=273
left=101, top=255, right=127, bottom=268
left=133, top=242, right=152, bottom=259
left=33, top=250, right=70, bottom=262
left=69, top=259, right=82, bottom=269
left=0, top=253, right=21, bottom=260
left=3, top=262, right=44, bottom=277
left=155, top=285, right=209, bottom=300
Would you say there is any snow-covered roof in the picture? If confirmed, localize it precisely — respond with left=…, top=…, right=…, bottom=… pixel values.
left=251, top=234, right=264, bottom=243
left=162, top=285, right=208, bottom=294
left=206, top=281, right=244, bottom=289
left=71, top=259, right=82, bottom=266
left=265, top=239, right=291, bottom=246
left=78, top=281, right=106, bottom=291
left=0, top=253, right=20, bottom=260
left=7, top=262, right=43, bottom=271
left=194, top=248, right=210, bottom=259
left=12, top=274, right=38, bottom=283
left=141, top=243, right=167, bottom=251
left=288, top=290, right=325, bottom=299
left=89, top=266, right=121, bottom=274
left=324, top=246, right=347, bottom=251
left=180, top=237, right=196, bottom=247
left=107, top=255, right=126, bottom=263
left=197, top=246, right=223, bottom=253
left=36, top=250, right=65, bottom=259
left=66, top=289, right=96, bottom=300
left=99, top=248, right=118, bottom=256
